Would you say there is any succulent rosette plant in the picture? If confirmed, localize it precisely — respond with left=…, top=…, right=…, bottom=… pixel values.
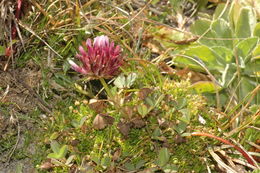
left=69, top=35, right=123, bottom=79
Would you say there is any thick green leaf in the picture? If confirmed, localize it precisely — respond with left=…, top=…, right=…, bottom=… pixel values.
left=56, top=145, right=68, bottom=158
left=114, top=73, right=137, bottom=89
left=211, top=19, right=233, bottom=49
left=50, top=132, right=59, bottom=140
left=101, top=156, right=111, bottom=168
left=235, top=7, right=256, bottom=38
left=65, top=155, right=75, bottom=165
left=173, top=55, right=203, bottom=71
left=213, top=3, right=230, bottom=21
left=252, top=44, right=260, bottom=60
left=184, top=45, right=225, bottom=70
left=243, top=60, right=260, bottom=77
left=254, top=23, right=260, bottom=37
left=136, top=160, right=146, bottom=169
left=79, top=116, right=88, bottom=127
left=195, top=0, right=208, bottom=11
left=47, top=153, right=59, bottom=159
left=175, top=98, right=187, bottom=110
left=220, top=64, right=237, bottom=86
left=174, top=121, right=187, bottom=134
left=240, top=77, right=260, bottom=104
left=124, top=162, right=135, bottom=171
left=213, top=46, right=233, bottom=63
left=48, top=145, right=68, bottom=159
left=152, top=127, right=163, bottom=139
left=198, top=30, right=219, bottom=47
left=169, top=0, right=182, bottom=11
left=235, top=37, right=258, bottom=62
left=137, top=104, right=149, bottom=118
left=50, top=140, right=60, bottom=154
left=178, top=109, right=190, bottom=124
left=157, top=148, right=170, bottom=167
left=229, top=2, right=242, bottom=30
left=184, top=45, right=217, bottom=62
left=190, top=19, right=211, bottom=36
left=151, top=0, right=160, bottom=5
left=114, top=75, right=125, bottom=89
left=126, top=73, right=137, bottom=88
left=191, top=81, right=222, bottom=93
left=91, top=155, right=100, bottom=165
left=0, top=46, right=5, bottom=56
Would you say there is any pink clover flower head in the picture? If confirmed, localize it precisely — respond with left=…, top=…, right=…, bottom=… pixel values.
left=69, top=35, right=123, bottom=79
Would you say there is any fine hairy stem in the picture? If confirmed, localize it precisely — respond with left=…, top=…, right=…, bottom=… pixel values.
left=99, top=78, right=113, bottom=98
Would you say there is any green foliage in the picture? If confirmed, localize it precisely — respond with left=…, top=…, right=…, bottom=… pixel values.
left=36, top=62, right=213, bottom=172
left=172, top=1, right=260, bottom=105
left=156, top=147, right=170, bottom=167
left=113, top=72, right=137, bottom=89
left=0, top=46, right=5, bottom=56
left=8, top=0, right=259, bottom=172
left=47, top=140, right=68, bottom=159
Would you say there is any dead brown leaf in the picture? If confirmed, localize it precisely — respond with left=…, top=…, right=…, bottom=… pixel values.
left=138, top=88, right=153, bottom=100
left=40, top=159, right=54, bottom=170
left=71, top=139, right=80, bottom=146
left=93, top=114, right=106, bottom=130
left=93, top=114, right=114, bottom=130
left=158, top=62, right=177, bottom=75
left=132, top=118, right=146, bottom=128
left=89, top=99, right=107, bottom=113
left=117, top=121, right=132, bottom=137
left=176, top=67, right=211, bottom=83
left=121, top=106, right=134, bottom=119
left=174, top=134, right=186, bottom=144
left=112, top=148, right=121, bottom=161
left=101, top=114, right=115, bottom=125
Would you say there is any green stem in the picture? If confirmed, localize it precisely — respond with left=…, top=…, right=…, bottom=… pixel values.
left=99, top=78, right=112, bottom=98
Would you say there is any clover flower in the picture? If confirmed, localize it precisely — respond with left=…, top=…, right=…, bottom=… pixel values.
left=69, top=35, right=123, bottom=79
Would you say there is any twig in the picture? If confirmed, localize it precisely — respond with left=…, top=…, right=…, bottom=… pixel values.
left=17, top=20, right=64, bottom=59
left=191, top=132, right=258, bottom=167
left=208, top=147, right=237, bottom=172
left=118, top=0, right=152, bottom=30
left=224, top=85, right=260, bottom=130
left=5, top=112, right=20, bottom=166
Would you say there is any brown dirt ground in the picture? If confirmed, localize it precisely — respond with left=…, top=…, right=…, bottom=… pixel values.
left=0, top=61, right=46, bottom=172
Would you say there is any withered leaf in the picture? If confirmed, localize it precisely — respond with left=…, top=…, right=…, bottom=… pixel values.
left=112, top=148, right=121, bottom=161
left=121, top=106, right=134, bottom=119
left=174, top=134, right=186, bottom=144
left=158, top=61, right=176, bottom=75
left=101, top=113, right=115, bottom=125
left=40, top=159, right=54, bottom=170
left=138, top=88, right=153, bottom=100
left=69, top=164, right=78, bottom=173
left=132, top=118, right=146, bottom=128
left=157, top=118, right=169, bottom=129
left=81, top=124, right=88, bottom=133
left=93, top=114, right=114, bottom=130
left=71, top=139, right=80, bottom=146
left=89, top=99, right=107, bottom=113
left=176, top=67, right=211, bottom=83
left=117, top=121, right=132, bottom=137
left=124, top=92, right=133, bottom=102
left=93, top=114, right=106, bottom=130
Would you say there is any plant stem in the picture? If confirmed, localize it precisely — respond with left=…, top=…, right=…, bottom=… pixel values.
left=99, top=78, right=112, bottom=98
left=191, top=132, right=257, bottom=167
